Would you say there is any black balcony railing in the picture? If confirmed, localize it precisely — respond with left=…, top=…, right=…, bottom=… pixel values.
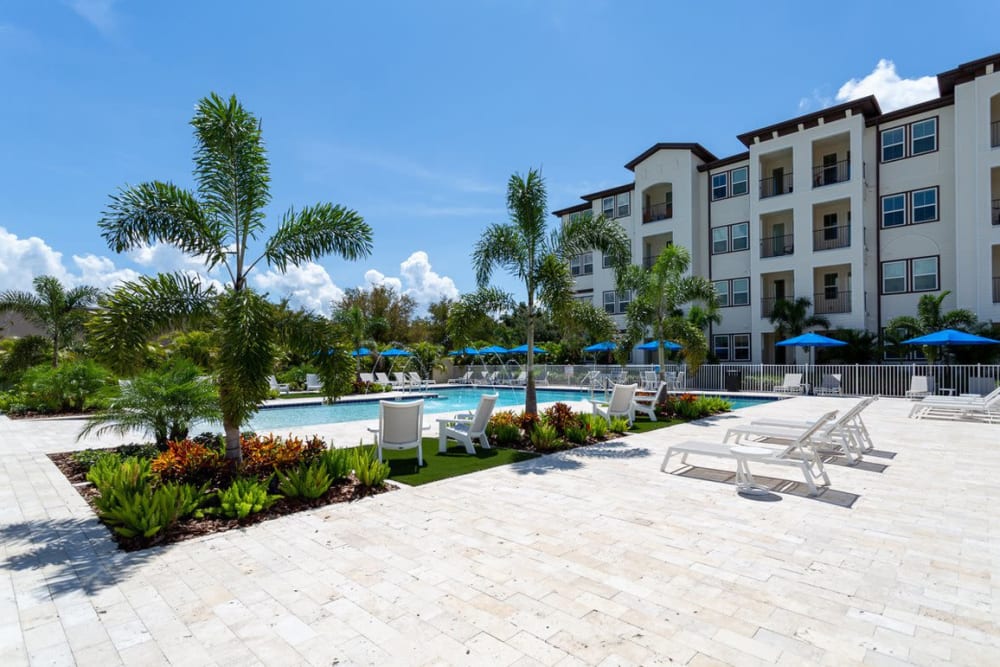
left=993, top=199, right=1000, bottom=226
left=993, top=277, right=1000, bottom=303
left=812, top=160, right=850, bottom=187
left=760, top=173, right=793, bottom=198
left=813, top=225, right=851, bottom=251
left=813, top=290, right=851, bottom=314
left=643, top=202, right=673, bottom=223
left=992, top=120, right=1000, bottom=148
left=760, top=233, right=794, bottom=258
left=642, top=255, right=659, bottom=269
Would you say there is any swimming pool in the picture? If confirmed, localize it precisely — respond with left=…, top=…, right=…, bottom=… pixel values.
left=245, top=388, right=776, bottom=431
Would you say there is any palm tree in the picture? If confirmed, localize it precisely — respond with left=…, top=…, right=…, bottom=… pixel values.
left=886, top=290, right=978, bottom=364
left=472, top=169, right=630, bottom=414
left=620, top=245, right=716, bottom=377
left=0, top=275, right=101, bottom=367
left=768, top=296, right=830, bottom=364
left=89, top=93, right=372, bottom=461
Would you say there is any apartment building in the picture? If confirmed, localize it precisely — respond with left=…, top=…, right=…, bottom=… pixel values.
left=554, top=52, right=1000, bottom=364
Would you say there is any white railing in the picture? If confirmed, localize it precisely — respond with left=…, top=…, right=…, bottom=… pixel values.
left=446, top=363, right=1000, bottom=397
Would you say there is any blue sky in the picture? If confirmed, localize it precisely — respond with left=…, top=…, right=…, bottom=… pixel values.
left=2, top=1, right=999, bottom=314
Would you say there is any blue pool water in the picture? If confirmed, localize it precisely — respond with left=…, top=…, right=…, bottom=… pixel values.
left=246, top=388, right=776, bottom=431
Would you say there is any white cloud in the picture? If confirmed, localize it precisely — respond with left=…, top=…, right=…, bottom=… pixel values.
left=129, top=243, right=226, bottom=292
left=71, top=254, right=140, bottom=289
left=364, top=251, right=458, bottom=311
left=66, top=0, right=119, bottom=36
left=836, top=59, right=938, bottom=112
left=0, top=227, right=136, bottom=292
left=251, top=262, right=345, bottom=316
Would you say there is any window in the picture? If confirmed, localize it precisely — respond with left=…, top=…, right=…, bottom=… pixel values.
left=732, top=222, right=749, bottom=251
left=574, top=294, right=591, bottom=304
left=823, top=213, right=839, bottom=240
left=713, top=335, right=730, bottom=361
left=732, top=334, right=750, bottom=361
left=568, top=211, right=588, bottom=224
left=881, top=256, right=939, bottom=294
left=616, top=192, right=631, bottom=218
left=602, top=197, right=615, bottom=219
left=912, top=257, right=939, bottom=291
left=730, top=167, right=748, bottom=196
left=602, top=290, right=632, bottom=314
left=617, top=289, right=631, bottom=313
left=881, top=127, right=905, bottom=162
left=824, top=273, right=838, bottom=300
left=602, top=248, right=629, bottom=269
left=881, top=194, right=906, bottom=227
left=912, top=188, right=937, bottom=223
left=603, top=290, right=615, bottom=314
left=712, top=227, right=728, bottom=254
left=713, top=280, right=730, bottom=307
left=570, top=252, right=593, bottom=276
left=712, top=173, right=727, bottom=200
left=911, top=118, right=937, bottom=155
left=711, top=222, right=749, bottom=254
left=714, top=278, right=749, bottom=307
left=732, top=278, right=750, bottom=306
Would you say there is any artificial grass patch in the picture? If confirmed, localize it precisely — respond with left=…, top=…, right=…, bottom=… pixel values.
left=376, top=439, right=538, bottom=486
left=627, top=416, right=685, bottom=434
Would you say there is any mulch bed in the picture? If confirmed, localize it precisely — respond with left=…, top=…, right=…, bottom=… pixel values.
left=48, top=449, right=393, bottom=553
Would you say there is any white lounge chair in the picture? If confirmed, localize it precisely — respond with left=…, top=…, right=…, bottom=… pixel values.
left=905, top=375, right=934, bottom=399
left=268, top=375, right=290, bottom=394
left=814, top=374, right=842, bottom=396
left=633, top=382, right=668, bottom=422
left=408, top=371, right=430, bottom=390
left=641, top=371, right=658, bottom=391
left=773, top=373, right=806, bottom=394
left=535, top=370, right=549, bottom=386
left=580, top=370, right=601, bottom=389
left=589, top=383, right=637, bottom=426
left=727, top=398, right=877, bottom=464
left=448, top=370, right=473, bottom=384
left=368, top=399, right=427, bottom=465
left=510, top=371, right=528, bottom=386
left=375, top=372, right=400, bottom=389
left=967, top=376, right=996, bottom=397
left=393, top=372, right=411, bottom=390
left=437, top=393, right=498, bottom=454
left=661, top=410, right=837, bottom=496
left=358, top=372, right=375, bottom=390
left=305, top=373, right=323, bottom=391
left=910, top=387, right=1000, bottom=424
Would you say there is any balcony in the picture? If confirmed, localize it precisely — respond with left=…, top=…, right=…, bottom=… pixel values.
left=994, top=277, right=1000, bottom=303
left=992, top=120, right=1000, bottom=148
left=812, top=160, right=850, bottom=187
left=993, top=199, right=1000, bottom=226
left=760, top=173, right=793, bottom=198
left=642, top=255, right=659, bottom=269
left=643, top=202, right=673, bottom=224
left=760, top=233, right=794, bottom=258
left=813, top=290, right=851, bottom=314
left=813, top=225, right=851, bottom=251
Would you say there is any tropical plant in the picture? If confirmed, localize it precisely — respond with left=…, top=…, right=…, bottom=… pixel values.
left=17, top=359, right=110, bottom=413
left=0, top=275, right=101, bottom=367
left=818, top=329, right=879, bottom=364
left=275, top=461, right=333, bottom=499
left=150, top=438, right=224, bottom=482
left=240, top=433, right=325, bottom=476
left=317, top=447, right=351, bottom=480
left=87, top=455, right=151, bottom=495
left=767, top=296, right=830, bottom=364
left=541, top=402, right=577, bottom=435
left=95, top=481, right=205, bottom=539
left=0, top=335, right=50, bottom=388
left=349, top=446, right=391, bottom=488
left=608, top=416, right=631, bottom=433
left=580, top=413, right=608, bottom=439
left=213, top=477, right=279, bottom=519
left=528, top=421, right=563, bottom=451
left=472, top=169, right=630, bottom=414
left=564, top=423, right=589, bottom=444
left=620, top=245, right=716, bottom=377
left=89, top=93, right=372, bottom=461
left=79, top=359, right=221, bottom=447
left=885, top=290, right=979, bottom=364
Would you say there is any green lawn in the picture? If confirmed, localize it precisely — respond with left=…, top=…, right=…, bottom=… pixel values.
left=627, top=416, right=685, bottom=434
left=376, top=439, right=539, bottom=486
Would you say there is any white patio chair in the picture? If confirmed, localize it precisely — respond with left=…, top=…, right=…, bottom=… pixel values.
left=305, top=373, right=323, bottom=391
left=437, top=393, right=499, bottom=454
left=750, top=396, right=877, bottom=457
left=672, top=370, right=686, bottom=391
left=661, top=410, right=837, bottom=496
left=268, top=375, right=290, bottom=394
left=510, top=371, right=527, bottom=386
left=633, top=382, right=668, bottom=422
left=589, top=383, right=637, bottom=426
left=641, top=371, right=658, bottom=391
left=368, top=399, right=427, bottom=465
left=904, top=375, right=934, bottom=399
left=773, top=373, right=806, bottom=394
left=374, top=372, right=395, bottom=389
left=393, top=372, right=411, bottom=390
left=407, top=371, right=430, bottom=390
left=448, top=370, right=473, bottom=384
left=814, top=374, right=842, bottom=396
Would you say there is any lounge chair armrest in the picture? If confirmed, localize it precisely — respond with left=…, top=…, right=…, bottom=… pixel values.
left=366, top=427, right=380, bottom=434
left=436, top=417, right=473, bottom=425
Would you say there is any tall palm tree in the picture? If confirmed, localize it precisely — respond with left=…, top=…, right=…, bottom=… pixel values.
left=0, top=275, right=101, bottom=367
left=886, top=290, right=978, bottom=363
left=473, top=169, right=630, bottom=414
left=768, top=297, right=830, bottom=364
left=89, top=93, right=372, bottom=461
left=620, top=245, right=716, bottom=377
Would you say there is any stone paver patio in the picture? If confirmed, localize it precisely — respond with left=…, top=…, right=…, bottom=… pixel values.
left=1, top=396, right=999, bottom=665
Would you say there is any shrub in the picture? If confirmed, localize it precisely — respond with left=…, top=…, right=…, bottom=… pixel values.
left=275, top=461, right=333, bottom=499
left=151, top=439, right=223, bottom=482
left=529, top=422, right=564, bottom=452
left=117, top=443, right=162, bottom=459
left=87, top=455, right=151, bottom=495
left=95, top=481, right=206, bottom=539
left=212, top=477, right=279, bottom=519
left=609, top=416, right=631, bottom=433
left=318, top=447, right=351, bottom=480
left=659, top=394, right=732, bottom=421
left=564, top=424, right=589, bottom=444
left=277, top=364, right=312, bottom=391
left=542, top=402, right=577, bottom=435
left=240, top=433, right=326, bottom=476
left=486, top=411, right=522, bottom=445
left=349, top=447, right=390, bottom=488
left=580, top=413, right=608, bottom=439
left=518, top=411, right=540, bottom=433
left=17, top=360, right=109, bottom=413
left=72, top=448, right=117, bottom=471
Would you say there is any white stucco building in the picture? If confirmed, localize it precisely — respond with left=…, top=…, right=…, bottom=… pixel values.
left=555, top=52, right=1000, bottom=363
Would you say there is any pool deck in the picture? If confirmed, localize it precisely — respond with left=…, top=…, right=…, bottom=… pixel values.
left=2, top=396, right=999, bottom=665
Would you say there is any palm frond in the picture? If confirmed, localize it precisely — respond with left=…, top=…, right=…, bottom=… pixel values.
left=506, top=169, right=548, bottom=245
left=214, top=288, right=276, bottom=426
left=472, top=224, right=527, bottom=286
left=259, top=203, right=373, bottom=272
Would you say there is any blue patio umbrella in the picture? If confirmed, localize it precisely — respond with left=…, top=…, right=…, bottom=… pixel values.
left=901, top=329, right=1000, bottom=346
left=635, top=339, right=682, bottom=351
left=583, top=341, right=617, bottom=352
left=447, top=346, right=479, bottom=356
left=775, top=332, right=847, bottom=349
left=350, top=347, right=373, bottom=357
left=477, top=345, right=509, bottom=355
left=379, top=347, right=412, bottom=357
left=508, top=344, right=546, bottom=354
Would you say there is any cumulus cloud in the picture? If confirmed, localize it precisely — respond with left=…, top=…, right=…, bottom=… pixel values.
left=71, top=254, right=140, bottom=289
left=365, top=251, right=459, bottom=311
left=0, top=226, right=136, bottom=292
left=129, top=243, right=226, bottom=291
left=251, top=262, right=345, bottom=315
left=835, top=59, right=938, bottom=112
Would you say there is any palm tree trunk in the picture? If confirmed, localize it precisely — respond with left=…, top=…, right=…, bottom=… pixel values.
left=223, top=421, right=242, bottom=461
left=52, top=331, right=59, bottom=367
left=525, top=292, right=537, bottom=415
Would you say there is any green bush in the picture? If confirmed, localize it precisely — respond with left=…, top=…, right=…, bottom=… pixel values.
left=659, top=394, right=732, bottom=421
left=95, top=481, right=205, bottom=539
left=529, top=422, right=564, bottom=452
left=318, top=448, right=351, bottom=480
left=87, top=455, right=151, bottom=495
left=491, top=423, right=521, bottom=445
left=609, top=416, right=630, bottom=433
left=275, top=461, right=333, bottom=499
left=564, top=424, right=589, bottom=444
left=350, top=447, right=391, bottom=488
left=580, top=413, right=608, bottom=439
left=17, top=360, right=110, bottom=413
left=542, top=402, right=577, bottom=435
left=0, top=335, right=49, bottom=389
left=212, top=478, right=279, bottom=519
